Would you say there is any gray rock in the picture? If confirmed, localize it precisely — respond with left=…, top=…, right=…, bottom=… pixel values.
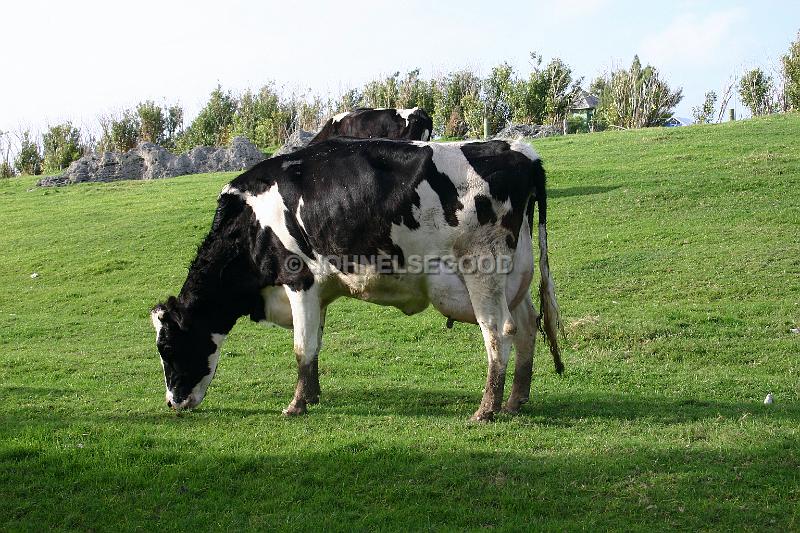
left=272, top=130, right=315, bottom=157
left=38, top=136, right=267, bottom=187
left=492, top=124, right=562, bottom=140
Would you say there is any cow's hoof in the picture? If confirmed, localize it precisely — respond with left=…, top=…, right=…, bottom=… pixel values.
left=307, top=393, right=320, bottom=405
left=282, top=401, right=307, bottom=416
left=470, top=410, right=495, bottom=422
left=502, top=396, right=528, bottom=414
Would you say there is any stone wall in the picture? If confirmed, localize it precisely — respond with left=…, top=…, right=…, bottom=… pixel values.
left=38, top=137, right=267, bottom=187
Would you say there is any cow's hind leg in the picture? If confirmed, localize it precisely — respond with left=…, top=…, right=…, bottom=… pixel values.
left=504, top=292, right=537, bottom=413
left=283, top=286, right=323, bottom=416
left=463, top=270, right=516, bottom=422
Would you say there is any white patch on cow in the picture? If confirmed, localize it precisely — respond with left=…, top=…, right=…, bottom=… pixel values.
left=237, top=184, right=312, bottom=262
left=150, top=308, right=164, bottom=341
left=219, top=184, right=241, bottom=199
left=509, top=139, right=541, bottom=162
left=421, top=129, right=430, bottom=141
left=390, top=180, right=450, bottom=255
left=260, top=286, right=294, bottom=328
left=285, top=285, right=323, bottom=364
left=295, top=197, right=307, bottom=232
left=426, top=141, right=488, bottom=198
left=396, top=107, right=420, bottom=126
left=281, top=160, right=302, bottom=170
left=332, top=111, right=350, bottom=123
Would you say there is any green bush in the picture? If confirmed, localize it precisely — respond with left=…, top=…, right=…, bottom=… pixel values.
left=434, top=70, right=481, bottom=137
left=42, top=123, right=83, bottom=173
left=163, top=105, right=184, bottom=150
left=739, top=68, right=777, bottom=117
left=14, top=131, right=43, bottom=175
left=177, top=85, right=237, bottom=152
left=99, top=111, right=139, bottom=153
left=782, top=31, right=800, bottom=111
left=566, top=115, right=589, bottom=133
left=231, top=84, right=292, bottom=152
left=136, top=101, right=166, bottom=144
left=692, top=91, right=718, bottom=124
left=592, top=55, right=683, bottom=128
left=482, top=63, right=515, bottom=136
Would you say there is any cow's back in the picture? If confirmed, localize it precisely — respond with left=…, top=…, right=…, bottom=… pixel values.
left=229, top=138, right=541, bottom=261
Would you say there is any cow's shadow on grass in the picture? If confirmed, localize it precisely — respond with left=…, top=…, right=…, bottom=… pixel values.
left=2, top=397, right=799, bottom=530
left=292, top=387, right=799, bottom=424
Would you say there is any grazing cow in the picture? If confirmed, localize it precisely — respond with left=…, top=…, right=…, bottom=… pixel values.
left=310, top=107, right=433, bottom=144
left=151, top=138, right=563, bottom=421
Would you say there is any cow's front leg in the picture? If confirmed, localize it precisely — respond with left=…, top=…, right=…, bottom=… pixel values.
left=282, top=285, right=322, bottom=416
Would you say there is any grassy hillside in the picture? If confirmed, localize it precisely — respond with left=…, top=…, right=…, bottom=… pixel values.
left=1, top=114, right=799, bottom=531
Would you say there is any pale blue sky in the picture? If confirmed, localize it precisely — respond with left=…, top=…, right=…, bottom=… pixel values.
left=1, top=0, right=798, bottom=138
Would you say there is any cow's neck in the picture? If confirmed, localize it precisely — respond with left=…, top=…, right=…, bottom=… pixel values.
left=175, top=234, right=257, bottom=335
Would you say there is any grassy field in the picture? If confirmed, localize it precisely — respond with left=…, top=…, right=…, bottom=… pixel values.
left=1, top=114, right=799, bottom=531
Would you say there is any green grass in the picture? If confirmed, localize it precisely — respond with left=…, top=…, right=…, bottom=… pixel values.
left=2, top=114, right=799, bottom=531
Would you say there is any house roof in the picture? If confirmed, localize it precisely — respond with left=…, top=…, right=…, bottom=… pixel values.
left=665, top=116, right=694, bottom=126
left=571, top=89, right=599, bottom=110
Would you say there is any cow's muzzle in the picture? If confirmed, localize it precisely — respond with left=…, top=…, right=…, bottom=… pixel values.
left=166, top=392, right=200, bottom=411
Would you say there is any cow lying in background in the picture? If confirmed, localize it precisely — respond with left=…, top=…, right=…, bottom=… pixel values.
left=151, top=138, right=563, bottom=421
left=310, top=107, right=433, bottom=144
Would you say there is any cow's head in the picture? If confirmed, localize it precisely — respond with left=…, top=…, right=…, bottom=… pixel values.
left=150, top=298, right=225, bottom=411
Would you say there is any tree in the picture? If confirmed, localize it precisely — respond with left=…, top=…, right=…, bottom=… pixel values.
left=482, top=63, right=515, bottom=134
left=510, top=52, right=583, bottom=126
left=396, top=69, right=437, bottom=113
left=136, top=100, right=166, bottom=144
left=177, top=85, right=237, bottom=151
left=0, top=131, right=14, bottom=178
left=331, top=88, right=362, bottom=115
left=692, top=91, right=718, bottom=124
left=231, top=83, right=292, bottom=151
left=164, top=105, right=184, bottom=149
left=592, top=55, right=683, bottom=129
left=42, top=122, right=84, bottom=172
left=99, top=111, right=139, bottom=153
left=782, top=31, right=800, bottom=111
left=361, top=72, right=401, bottom=108
left=434, top=70, right=481, bottom=137
left=14, top=130, right=43, bottom=175
left=739, top=68, right=776, bottom=116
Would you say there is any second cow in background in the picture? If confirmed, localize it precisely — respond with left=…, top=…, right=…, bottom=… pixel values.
left=310, top=107, right=433, bottom=144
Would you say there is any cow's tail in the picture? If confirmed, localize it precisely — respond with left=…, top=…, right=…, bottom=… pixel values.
left=520, top=151, right=565, bottom=375
left=535, top=192, right=564, bottom=374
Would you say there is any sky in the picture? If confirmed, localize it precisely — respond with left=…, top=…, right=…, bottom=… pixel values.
left=1, top=0, right=799, bottom=142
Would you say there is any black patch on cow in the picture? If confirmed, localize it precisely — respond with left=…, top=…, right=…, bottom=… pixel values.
left=461, top=140, right=545, bottom=243
left=392, top=192, right=421, bottom=230
left=423, top=156, right=463, bottom=226
left=474, top=195, right=497, bottom=225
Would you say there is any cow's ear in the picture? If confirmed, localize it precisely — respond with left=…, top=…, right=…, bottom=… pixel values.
left=163, top=296, right=188, bottom=330
left=151, top=303, right=167, bottom=331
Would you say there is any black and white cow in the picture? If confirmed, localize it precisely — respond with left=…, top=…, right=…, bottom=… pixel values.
left=151, top=138, right=563, bottom=421
left=309, top=107, right=433, bottom=144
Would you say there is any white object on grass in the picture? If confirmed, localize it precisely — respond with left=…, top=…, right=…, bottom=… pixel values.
left=764, top=393, right=774, bottom=405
